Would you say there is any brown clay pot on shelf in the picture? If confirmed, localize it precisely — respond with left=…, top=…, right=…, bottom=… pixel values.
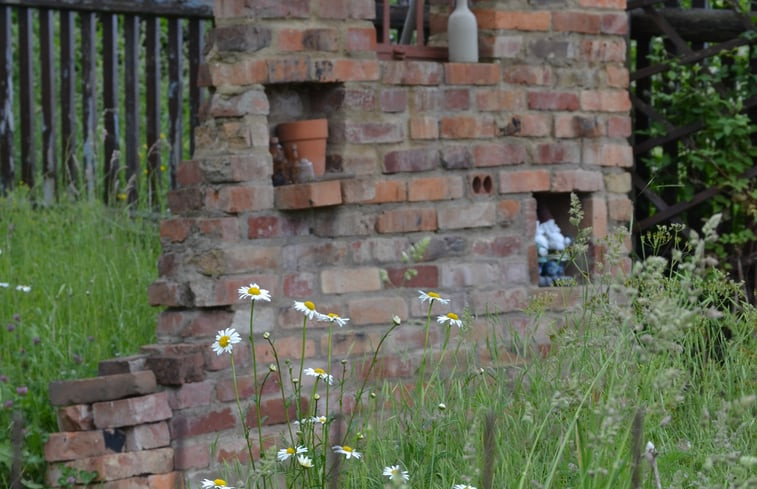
left=276, top=118, right=328, bottom=177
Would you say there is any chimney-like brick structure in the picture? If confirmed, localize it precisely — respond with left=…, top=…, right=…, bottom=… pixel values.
left=45, top=0, right=632, bottom=486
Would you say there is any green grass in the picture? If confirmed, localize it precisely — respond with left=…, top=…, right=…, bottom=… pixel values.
left=0, top=189, right=161, bottom=487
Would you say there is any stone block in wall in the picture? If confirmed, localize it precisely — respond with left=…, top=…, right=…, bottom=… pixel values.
left=45, top=447, right=174, bottom=486
left=93, top=392, right=173, bottom=429
left=49, top=371, right=158, bottom=406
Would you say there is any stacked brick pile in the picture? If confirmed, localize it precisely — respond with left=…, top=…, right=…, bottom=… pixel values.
left=44, top=358, right=181, bottom=488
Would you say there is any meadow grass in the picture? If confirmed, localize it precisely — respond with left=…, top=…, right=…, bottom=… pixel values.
left=0, top=189, right=161, bottom=487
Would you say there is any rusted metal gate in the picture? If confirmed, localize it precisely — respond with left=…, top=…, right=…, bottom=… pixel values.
left=628, top=0, right=756, bottom=232
left=0, top=0, right=213, bottom=205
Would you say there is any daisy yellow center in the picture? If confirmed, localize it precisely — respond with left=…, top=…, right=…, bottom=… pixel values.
left=327, top=312, right=338, bottom=318
left=428, top=291, right=440, bottom=299
left=342, top=445, right=353, bottom=453
left=286, top=447, right=295, bottom=454
left=447, top=312, right=459, bottom=320
left=214, top=479, right=227, bottom=486
left=314, top=368, right=326, bottom=375
left=304, top=301, right=315, bottom=310
left=248, top=286, right=260, bottom=295
left=218, top=336, right=230, bottom=347
left=391, top=468, right=399, bottom=475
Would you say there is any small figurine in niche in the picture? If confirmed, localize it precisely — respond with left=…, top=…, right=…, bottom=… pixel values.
left=535, top=209, right=573, bottom=287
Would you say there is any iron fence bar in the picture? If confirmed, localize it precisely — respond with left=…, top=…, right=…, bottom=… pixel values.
left=123, top=13, right=139, bottom=204
left=60, top=8, right=77, bottom=189
left=81, top=10, right=95, bottom=199
left=0, top=0, right=213, bottom=18
left=40, top=8, right=57, bottom=204
left=102, top=12, right=119, bottom=204
left=167, top=17, right=182, bottom=190
left=0, top=6, right=13, bottom=193
left=18, top=6, right=33, bottom=188
left=145, top=15, right=161, bottom=207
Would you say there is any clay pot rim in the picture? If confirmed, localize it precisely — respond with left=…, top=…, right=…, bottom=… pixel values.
left=277, top=118, right=328, bottom=140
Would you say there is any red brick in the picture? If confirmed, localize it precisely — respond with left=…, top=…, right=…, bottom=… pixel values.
left=371, top=180, right=407, bottom=203
left=580, top=89, right=631, bottom=112
left=382, top=60, right=443, bottom=85
left=472, top=236, right=523, bottom=257
left=515, top=113, right=552, bottom=137
left=215, top=373, right=281, bottom=403
left=321, top=267, right=383, bottom=294
left=217, top=246, right=280, bottom=273
left=380, top=88, right=408, bottom=112
left=283, top=272, right=316, bottom=298
left=555, top=114, right=601, bottom=138
left=474, top=143, right=527, bottom=167
left=173, top=442, right=210, bottom=470
left=503, top=65, right=553, bottom=86
left=578, top=0, right=625, bottom=7
left=499, top=170, right=550, bottom=193
left=247, top=215, right=306, bottom=238
left=92, top=392, right=172, bottom=429
left=170, top=407, right=236, bottom=439
left=385, top=265, right=439, bottom=288
left=175, top=160, right=202, bottom=186
left=444, top=63, right=500, bottom=85
left=582, top=195, right=608, bottom=239
left=469, top=287, right=529, bottom=314
left=583, top=141, right=634, bottom=167
left=346, top=26, right=376, bottom=51
left=438, top=202, right=496, bottom=230
left=532, top=142, right=581, bottom=164
left=580, top=39, right=627, bottom=63
left=205, top=185, right=273, bottom=214
left=268, top=56, right=309, bottom=83
left=608, top=195, right=633, bottom=221
left=168, top=381, right=214, bottom=410
left=342, top=88, right=377, bottom=110
left=409, top=116, right=439, bottom=139
left=46, top=447, right=173, bottom=485
left=126, top=422, right=171, bottom=451
left=551, top=169, right=605, bottom=192
left=605, top=65, right=629, bottom=88
left=274, top=180, right=342, bottom=210
left=209, top=90, right=269, bottom=117
left=166, top=187, right=203, bottom=214
left=146, top=353, right=205, bottom=386
left=209, top=58, right=268, bottom=86
left=148, top=472, right=184, bottom=489
left=375, top=208, right=437, bottom=233
left=475, top=89, right=527, bottom=111
left=201, top=154, right=270, bottom=183
left=480, top=34, right=524, bottom=58
left=345, top=121, right=403, bottom=144
left=605, top=172, right=632, bottom=193
left=315, top=0, right=373, bottom=19
left=497, top=199, right=522, bottom=222
left=607, top=115, right=632, bottom=138
left=553, top=12, right=601, bottom=34
left=45, top=430, right=123, bottom=462
left=49, top=371, right=158, bottom=406
left=324, top=59, right=381, bottom=82
left=246, top=396, right=305, bottom=427
left=443, top=88, right=471, bottom=110
left=383, top=148, right=438, bottom=173
left=348, top=296, right=409, bottom=325
left=527, top=91, right=579, bottom=111
left=440, top=115, right=496, bottom=139
left=56, top=404, right=94, bottom=432
left=159, top=219, right=191, bottom=243
left=477, top=10, right=551, bottom=31
left=408, top=176, right=465, bottom=201
left=326, top=330, right=384, bottom=356
left=254, top=336, right=316, bottom=363
left=601, top=12, right=629, bottom=34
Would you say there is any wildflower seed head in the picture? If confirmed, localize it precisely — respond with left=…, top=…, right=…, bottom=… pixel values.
left=392, top=315, right=401, bottom=326
left=314, top=393, right=320, bottom=400
left=269, top=364, right=277, bottom=372
left=263, top=331, right=271, bottom=339
left=438, top=402, right=447, bottom=410
left=341, top=359, right=347, bottom=365
left=370, top=392, right=377, bottom=398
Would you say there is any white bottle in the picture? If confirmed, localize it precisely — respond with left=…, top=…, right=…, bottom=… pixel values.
left=447, top=0, right=478, bottom=63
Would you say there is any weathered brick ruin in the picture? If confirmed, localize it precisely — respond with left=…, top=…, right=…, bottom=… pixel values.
left=44, top=0, right=633, bottom=486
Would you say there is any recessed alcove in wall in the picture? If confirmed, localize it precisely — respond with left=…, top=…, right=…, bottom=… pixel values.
left=265, top=82, right=344, bottom=174
left=534, top=192, right=591, bottom=286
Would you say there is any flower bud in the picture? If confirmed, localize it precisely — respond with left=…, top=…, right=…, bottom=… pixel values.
left=438, top=403, right=446, bottom=411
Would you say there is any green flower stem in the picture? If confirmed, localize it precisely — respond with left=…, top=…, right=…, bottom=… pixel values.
left=322, top=322, right=334, bottom=489
left=342, top=320, right=400, bottom=444
left=266, top=335, right=295, bottom=445
left=229, top=353, right=255, bottom=471
left=248, top=302, right=266, bottom=462
left=417, top=302, right=434, bottom=405
left=296, top=315, right=308, bottom=421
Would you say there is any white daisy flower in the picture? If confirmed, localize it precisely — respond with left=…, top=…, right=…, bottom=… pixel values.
left=0, top=282, right=9, bottom=288
left=332, top=445, right=361, bottom=460
left=237, top=283, right=271, bottom=302
left=297, top=455, right=313, bottom=468
left=201, top=479, right=234, bottom=489
left=304, top=367, right=334, bottom=385
left=453, top=484, right=476, bottom=489
left=312, top=415, right=328, bottom=424
left=437, top=312, right=463, bottom=328
left=319, top=312, right=350, bottom=327
left=383, top=465, right=410, bottom=482
left=277, top=445, right=307, bottom=462
left=211, top=328, right=242, bottom=356
left=418, top=290, right=450, bottom=304
left=293, top=300, right=320, bottom=320
left=15, top=285, right=31, bottom=293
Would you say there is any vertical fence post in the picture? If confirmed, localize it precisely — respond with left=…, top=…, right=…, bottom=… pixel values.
left=145, top=15, right=161, bottom=208
left=18, top=7, right=34, bottom=190
left=60, top=9, right=77, bottom=194
left=40, top=8, right=57, bottom=204
left=81, top=11, right=96, bottom=200
left=168, top=17, right=183, bottom=190
left=103, top=13, right=120, bottom=204
left=124, top=14, right=140, bottom=204
left=0, top=6, right=15, bottom=194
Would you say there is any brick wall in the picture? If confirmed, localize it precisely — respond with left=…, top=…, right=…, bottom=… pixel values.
left=45, top=0, right=632, bottom=486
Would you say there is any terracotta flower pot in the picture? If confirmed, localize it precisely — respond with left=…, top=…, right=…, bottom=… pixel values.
left=276, top=118, right=328, bottom=177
